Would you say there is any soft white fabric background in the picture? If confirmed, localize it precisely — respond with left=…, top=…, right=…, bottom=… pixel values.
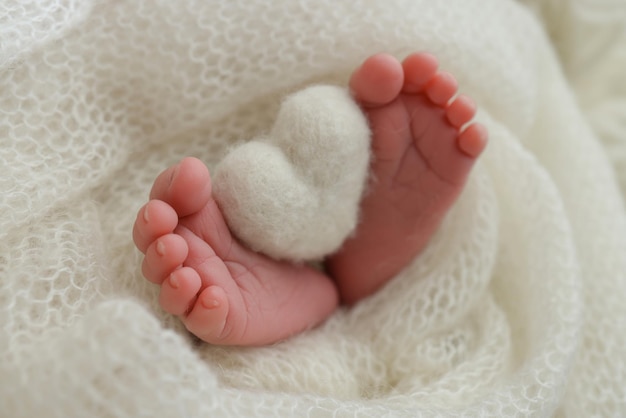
left=1, top=0, right=625, bottom=416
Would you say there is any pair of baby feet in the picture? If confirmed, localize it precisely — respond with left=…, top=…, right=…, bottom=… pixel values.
left=132, top=52, right=487, bottom=346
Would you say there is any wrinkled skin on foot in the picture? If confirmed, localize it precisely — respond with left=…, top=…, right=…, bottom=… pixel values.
left=133, top=157, right=338, bottom=346
left=327, top=52, right=487, bottom=304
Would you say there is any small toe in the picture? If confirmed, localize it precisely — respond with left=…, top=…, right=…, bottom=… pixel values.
left=159, top=267, right=202, bottom=316
left=149, top=157, right=212, bottom=217
left=401, top=52, right=439, bottom=93
left=141, top=234, right=189, bottom=284
left=458, top=123, right=488, bottom=158
left=133, top=200, right=178, bottom=253
left=183, top=286, right=230, bottom=343
left=425, top=72, right=458, bottom=106
left=446, top=94, right=477, bottom=128
left=349, top=53, right=404, bottom=106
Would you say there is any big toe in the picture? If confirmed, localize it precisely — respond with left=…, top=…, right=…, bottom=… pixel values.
left=150, top=157, right=212, bottom=217
left=349, top=53, right=404, bottom=106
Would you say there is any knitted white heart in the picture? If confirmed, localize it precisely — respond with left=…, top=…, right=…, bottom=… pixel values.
left=213, top=85, right=371, bottom=261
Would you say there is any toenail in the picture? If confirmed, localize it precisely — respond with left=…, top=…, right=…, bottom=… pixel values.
left=201, top=296, right=220, bottom=309
left=143, top=207, right=150, bottom=223
left=156, top=240, right=166, bottom=256
left=169, top=273, right=180, bottom=289
left=168, top=164, right=180, bottom=188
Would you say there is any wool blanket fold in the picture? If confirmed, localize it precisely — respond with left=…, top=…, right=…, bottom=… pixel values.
left=1, top=0, right=625, bottom=416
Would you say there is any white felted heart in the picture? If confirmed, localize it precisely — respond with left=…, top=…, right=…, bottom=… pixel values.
left=213, top=85, right=371, bottom=261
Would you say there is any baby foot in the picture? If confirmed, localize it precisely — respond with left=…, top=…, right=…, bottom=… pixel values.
left=132, top=157, right=338, bottom=346
left=326, top=53, right=488, bottom=305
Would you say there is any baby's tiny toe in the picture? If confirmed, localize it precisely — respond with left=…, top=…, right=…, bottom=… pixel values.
left=425, top=72, right=458, bottom=106
left=401, top=52, right=439, bottom=93
left=133, top=200, right=178, bottom=253
left=458, top=123, right=488, bottom=158
left=349, top=53, right=403, bottom=106
left=141, top=234, right=189, bottom=284
left=402, top=52, right=439, bottom=93
left=149, top=157, right=212, bottom=217
left=159, top=267, right=202, bottom=316
left=184, top=286, right=229, bottom=343
left=446, top=94, right=476, bottom=128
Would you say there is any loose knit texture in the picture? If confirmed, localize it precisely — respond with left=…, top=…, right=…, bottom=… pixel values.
left=1, top=0, right=626, bottom=417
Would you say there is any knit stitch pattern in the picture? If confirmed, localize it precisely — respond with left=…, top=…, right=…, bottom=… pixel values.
left=1, top=0, right=625, bottom=416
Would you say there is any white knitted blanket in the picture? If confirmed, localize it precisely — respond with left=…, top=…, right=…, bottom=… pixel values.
left=2, top=1, right=626, bottom=416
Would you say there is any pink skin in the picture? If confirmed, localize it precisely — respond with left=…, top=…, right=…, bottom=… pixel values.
left=132, top=52, right=487, bottom=345
left=133, top=165, right=339, bottom=346
left=327, top=52, right=487, bottom=304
